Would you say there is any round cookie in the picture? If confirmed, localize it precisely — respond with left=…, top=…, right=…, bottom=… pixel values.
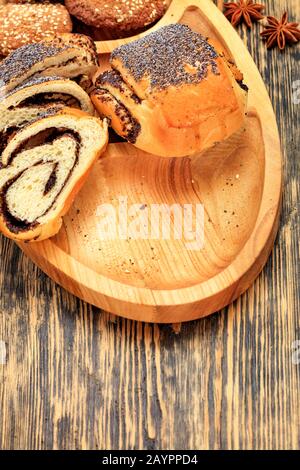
left=65, top=0, right=170, bottom=32
left=0, top=4, right=72, bottom=56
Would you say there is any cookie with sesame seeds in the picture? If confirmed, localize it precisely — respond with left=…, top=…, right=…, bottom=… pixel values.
left=0, top=4, right=72, bottom=56
left=65, top=0, right=170, bottom=33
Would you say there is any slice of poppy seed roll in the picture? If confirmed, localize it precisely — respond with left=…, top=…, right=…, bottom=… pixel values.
left=1, top=75, right=95, bottom=113
left=0, top=33, right=99, bottom=95
left=0, top=76, right=95, bottom=158
left=0, top=75, right=94, bottom=146
left=91, top=24, right=248, bottom=157
left=0, top=107, right=108, bottom=241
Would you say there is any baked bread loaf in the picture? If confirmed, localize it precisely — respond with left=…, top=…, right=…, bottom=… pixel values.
left=91, top=24, right=248, bottom=158
left=65, top=0, right=170, bottom=33
left=0, top=75, right=95, bottom=154
left=0, top=33, right=98, bottom=95
left=0, top=107, right=108, bottom=241
left=0, top=4, right=72, bottom=56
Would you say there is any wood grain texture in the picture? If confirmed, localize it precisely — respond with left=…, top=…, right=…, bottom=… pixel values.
left=19, top=0, right=282, bottom=322
left=0, top=0, right=299, bottom=449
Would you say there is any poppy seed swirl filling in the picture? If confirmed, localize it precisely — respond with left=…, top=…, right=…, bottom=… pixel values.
left=92, top=88, right=141, bottom=143
left=95, top=70, right=141, bottom=104
left=0, top=106, right=64, bottom=163
left=1, top=75, right=94, bottom=118
left=18, top=92, right=81, bottom=109
left=0, top=130, right=81, bottom=233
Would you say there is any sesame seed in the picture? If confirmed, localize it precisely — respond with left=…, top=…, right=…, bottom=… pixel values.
left=65, top=0, right=169, bottom=32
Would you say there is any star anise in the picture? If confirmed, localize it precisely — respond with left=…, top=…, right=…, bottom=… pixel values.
left=260, top=12, right=300, bottom=50
left=224, top=1, right=265, bottom=28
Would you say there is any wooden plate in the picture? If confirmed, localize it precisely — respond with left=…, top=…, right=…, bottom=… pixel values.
left=19, top=0, right=282, bottom=323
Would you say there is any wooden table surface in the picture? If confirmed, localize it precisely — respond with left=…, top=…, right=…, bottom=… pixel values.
left=0, top=0, right=299, bottom=450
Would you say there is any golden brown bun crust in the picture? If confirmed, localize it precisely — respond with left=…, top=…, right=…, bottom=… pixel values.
left=1, top=75, right=95, bottom=115
left=92, top=24, right=248, bottom=158
left=0, top=4, right=72, bottom=56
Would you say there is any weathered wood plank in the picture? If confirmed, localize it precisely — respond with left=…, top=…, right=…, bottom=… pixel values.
left=0, top=0, right=299, bottom=450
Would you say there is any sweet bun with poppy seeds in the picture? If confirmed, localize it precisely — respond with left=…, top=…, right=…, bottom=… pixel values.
left=91, top=24, right=248, bottom=158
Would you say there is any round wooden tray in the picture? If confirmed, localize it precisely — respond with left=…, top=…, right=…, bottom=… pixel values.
left=19, top=0, right=282, bottom=323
